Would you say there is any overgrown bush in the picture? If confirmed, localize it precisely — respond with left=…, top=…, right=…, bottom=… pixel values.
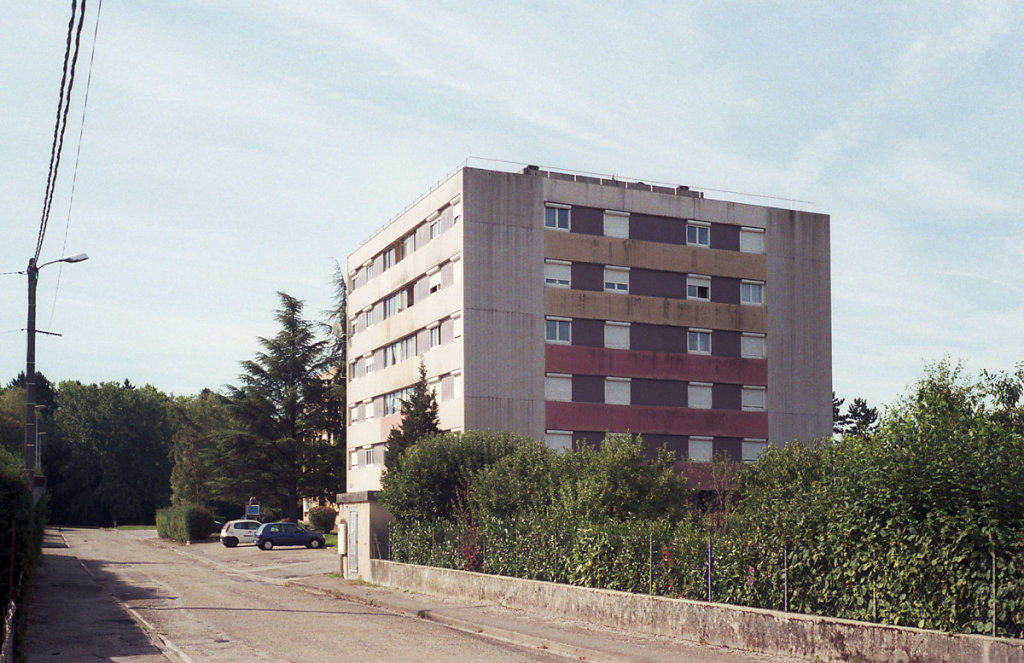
left=308, top=505, right=338, bottom=533
left=156, top=503, right=215, bottom=542
left=0, top=446, right=46, bottom=661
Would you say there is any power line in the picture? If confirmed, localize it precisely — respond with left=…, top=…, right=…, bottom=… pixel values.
left=49, top=0, right=102, bottom=329
left=36, top=0, right=87, bottom=262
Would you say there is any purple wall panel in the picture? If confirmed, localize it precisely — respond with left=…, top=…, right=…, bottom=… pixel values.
left=632, top=378, right=687, bottom=408
left=712, top=223, right=739, bottom=251
left=629, top=213, right=687, bottom=245
left=373, top=396, right=384, bottom=419
left=440, top=206, right=454, bottom=233
left=714, top=437, right=742, bottom=462
left=572, top=318, right=604, bottom=348
left=417, top=328, right=430, bottom=353
left=572, top=431, right=605, bottom=449
left=630, top=323, right=687, bottom=353
left=373, top=348, right=384, bottom=367
left=640, top=434, right=688, bottom=458
left=416, top=223, right=429, bottom=248
left=441, top=375, right=454, bottom=401
left=711, top=276, right=739, bottom=305
left=570, top=206, right=604, bottom=236
left=572, top=375, right=605, bottom=403
left=713, top=383, right=742, bottom=410
left=571, top=263, right=604, bottom=292
left=414, top=275, right=428, bottom=303
left=441, top=261, right=454, bottom=287
left=713, top=330, right=740, bottom=358
left=632, top=268, right=686, bottom=300
left=440, top=318, right=454, bottom=344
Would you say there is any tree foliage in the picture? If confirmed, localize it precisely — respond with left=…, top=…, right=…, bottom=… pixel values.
left=222, top=292, right=344, bottom=521
left=48, top=380, right=173, bottom=525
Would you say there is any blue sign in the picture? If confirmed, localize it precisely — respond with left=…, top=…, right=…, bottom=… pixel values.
left=246, top=504, right=260, bottom=517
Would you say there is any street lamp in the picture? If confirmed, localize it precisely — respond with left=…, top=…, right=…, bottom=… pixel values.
left=25, top=252, right=89, bottom=485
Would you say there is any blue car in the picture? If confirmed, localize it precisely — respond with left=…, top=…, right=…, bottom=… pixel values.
left=254, top=521, right=326, bottom=550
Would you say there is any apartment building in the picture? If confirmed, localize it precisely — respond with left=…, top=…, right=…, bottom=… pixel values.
left=344, top=165, right=831, bottom=494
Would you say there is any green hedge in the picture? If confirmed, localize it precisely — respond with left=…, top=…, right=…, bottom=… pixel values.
left=0, top=447, right=46, bottom=662
left=156, top=504, right=214, bottom=542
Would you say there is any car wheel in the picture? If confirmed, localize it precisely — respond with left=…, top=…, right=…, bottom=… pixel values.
left=222, top=537, right=238, bottom=548
left=260, top=540, right=273, bottom=550
left=308, top=538, right=322, bottom=549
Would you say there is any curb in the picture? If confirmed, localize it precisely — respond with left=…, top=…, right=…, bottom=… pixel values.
left=286, top=579, right=628, bottom=663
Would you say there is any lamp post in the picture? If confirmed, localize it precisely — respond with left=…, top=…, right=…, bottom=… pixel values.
left=25, top=252, right=88, bottom=484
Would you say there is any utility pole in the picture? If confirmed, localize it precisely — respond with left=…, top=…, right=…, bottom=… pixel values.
left=24, top=257, right=38, bottom=483
left=23, top=253, right=88, bottom=487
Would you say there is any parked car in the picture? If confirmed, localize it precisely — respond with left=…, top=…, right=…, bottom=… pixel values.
left=254, top=521, right=326, bottom=550
left=220, top=519, right=262, bottom=547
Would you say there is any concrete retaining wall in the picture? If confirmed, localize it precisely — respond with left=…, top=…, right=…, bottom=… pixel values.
left=368, top=560, right=1023, bottom=663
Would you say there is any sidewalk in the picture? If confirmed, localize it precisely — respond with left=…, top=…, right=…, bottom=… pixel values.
left=288, top=572, right=796, bottom=663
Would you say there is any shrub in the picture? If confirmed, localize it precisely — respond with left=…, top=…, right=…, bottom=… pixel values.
left=308, top=506, right=338, bottom=533
left=0, top=446, right=46, bottom=659
left=156, top=504, right=215, bottom=542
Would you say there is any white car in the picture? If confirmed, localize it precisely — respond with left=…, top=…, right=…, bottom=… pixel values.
left=220, top=519, right=262, bottom=547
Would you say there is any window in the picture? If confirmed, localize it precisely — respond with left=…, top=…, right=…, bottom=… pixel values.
left=604, top=266, right=629, bottom=293
left=545, top=317, right=571, bottom=344
left=452, top=370, right=462, bottom=399
left=688, top=382, right=712, bottom=409
left=605, top=377, right=631, bottom=405
left=384, top=290, right=407, bottom=318
left=365, top=306, right=375, bottom=327
left=604, top=322, right=630, bottom=350
left=349, top=404, right=359, bottom=424
left=451, top=200, right=462, bottom=225
left=544, top=204, right=570, bottom=231
left=364, top=260, right=375, bottom=280
left=740, top=227, right=765, bottom=254
left=364, top=354, right=375, bottom=374
left=364, top=447, right=374, bottom=466
left=350, top=450, right=359, bottom=469
left=401, top=232, right=416, bottom=257
left=742, top=386, right=767, bottom=411
left=686, top=222, right=710, bottom=247
left=603, top=211, right=629, bottom=238
left=741, top=333, right=766, bottom=359
left=742, top=439, right=767, bottom=463
left=544, top=260, right=571, bottom=288
left=452, top=312, right=463, bottom=338
left=688, top=436, right=713, bottom=462
left=383, top=342, right=399, bottom=367
left=687, top=275, right=711, bottom=301
left=545, top=373, right=572, bottom=402
left=363, top=399, right=374, bottom=420
left=384, top=391, right=401, bottom=415
left=545, top=430, right=573, bottom=452
left=400, top=336, right=416, bottom=360
left=351, top=316, right=360, bottom=336
left=382, top=246, right=396, bottom=270
left=687, top=329, right=711, bottom=354
left=741, top=280, right=764, bottom=306
left=428, top=266, right=442, bottom=294
left=429, top=323, right=441, bottom=349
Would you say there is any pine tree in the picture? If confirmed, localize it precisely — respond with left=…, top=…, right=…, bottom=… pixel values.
left=224, top=292, right=342, bottom=521
left=384, top=361, right=440, bottom=469
left=843, top=397, right=879, bottom=438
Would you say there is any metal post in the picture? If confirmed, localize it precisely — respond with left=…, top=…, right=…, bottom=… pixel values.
left=991, top=533, right=997, bottom=637
left=24, top=258, right=38, bottom=483
left=648, top=531, right=653, bottom=596
left=707, top=528, right=712, bottom=602
left=784, top=543, right=789, bottom=613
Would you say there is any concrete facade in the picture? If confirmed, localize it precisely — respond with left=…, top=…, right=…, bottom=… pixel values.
left=344, top=165, right=832, bottom=492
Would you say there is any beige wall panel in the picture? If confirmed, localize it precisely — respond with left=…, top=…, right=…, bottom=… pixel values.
left=544, top=232, right=765, bottom=279
left=766, top=209, right=832, bottom=445
left=544, top=289, right=767, bottom=333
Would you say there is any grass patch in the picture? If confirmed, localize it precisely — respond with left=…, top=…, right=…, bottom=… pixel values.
left=325, top=533, right=338, bottom=548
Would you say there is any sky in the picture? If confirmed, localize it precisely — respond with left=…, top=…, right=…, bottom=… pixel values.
left=2, top=1, right=1022, bottom=412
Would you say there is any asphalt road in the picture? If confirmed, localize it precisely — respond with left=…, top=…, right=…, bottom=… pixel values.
left=25, top=528, right=567, bottom=662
